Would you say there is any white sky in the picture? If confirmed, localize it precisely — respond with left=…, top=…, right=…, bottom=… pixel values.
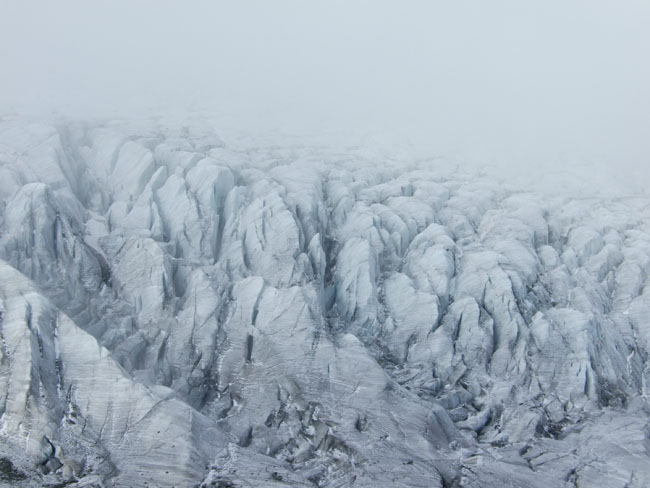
left=1, top=1, right=649, bottom=184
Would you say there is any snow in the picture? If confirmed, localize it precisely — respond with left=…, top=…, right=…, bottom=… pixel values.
left=0, top=117, right=649, bottom=487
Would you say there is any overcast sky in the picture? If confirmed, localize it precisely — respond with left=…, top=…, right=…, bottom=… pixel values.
left=1, top=1, right=649, bottom=181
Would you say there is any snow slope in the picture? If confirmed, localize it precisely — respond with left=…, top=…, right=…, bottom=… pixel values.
left=0, top=118, right=649, bottom=487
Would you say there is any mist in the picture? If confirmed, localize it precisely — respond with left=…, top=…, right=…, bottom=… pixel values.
left=4, top=4, right=650, bottom=486
left=2, top=1, right=649, bottom=189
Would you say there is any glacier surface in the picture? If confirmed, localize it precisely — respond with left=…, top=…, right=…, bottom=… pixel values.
left=0, top=118, right=649, bottom=487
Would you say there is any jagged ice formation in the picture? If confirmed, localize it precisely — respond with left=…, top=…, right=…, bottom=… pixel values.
left=0, top=119, right=649, bottom=487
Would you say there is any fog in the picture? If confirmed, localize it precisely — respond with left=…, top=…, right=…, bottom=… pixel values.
left=1, top=1, right=649, bottom=188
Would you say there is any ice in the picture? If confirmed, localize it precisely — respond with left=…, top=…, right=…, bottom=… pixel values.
left=0, top=118, right=649, bottom=487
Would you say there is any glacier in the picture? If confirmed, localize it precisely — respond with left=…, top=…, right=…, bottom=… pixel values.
left=0, top=118, right=649, bottom=487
